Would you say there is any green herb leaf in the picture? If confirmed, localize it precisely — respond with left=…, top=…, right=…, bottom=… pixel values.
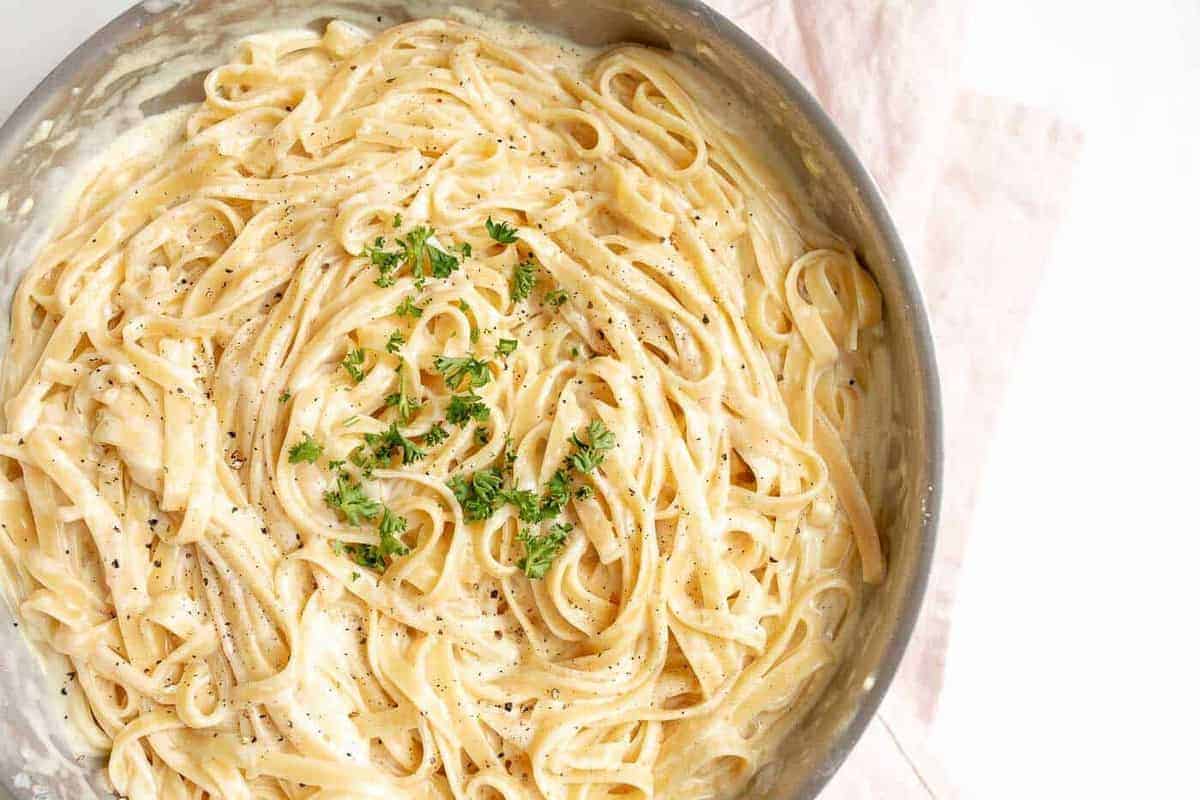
left=434, top=354, right=492, bottom=390
left=446, top=392, right=490, bottom=426
left=486, top=216, right=519, bottom=244
left=324, top=476, right=381, bottom=526
left=574, top=484, right=594, bottom=501
left=385, top=392, right=421, bottom=424
left=429, top=247, right=460, bottom=279
left=378, top=507, right=411, bottom=557
left=448, top=468, right=505, bottom=522
left=386, top=330, right=406, bottom=355
left=396, top=296, right=424, bottom=318
left=543, top=288, right=569, bottom=308
left=540, top=467, right=573, bottom=519
left=364, top=235, right=402, bottom=287
left=424, top=422, right=449, bottom=446
left=518, top=523, right=571, bottom=579
left=474, top=427, right=489, bottom=446
left=279, top=390, right=292, bottom=403
left=499, top=488, right=542, bottom=524
left=384, top=369, right=421, bottom=425
left=511, top=260, right=537, bottom=302
left=496, top=338, right=518, bottom=358
left=342, top=348, right=367, bottom=383
left=568, top=420, right=616, bottom=473
left=288, top=433, right=323, bottom=464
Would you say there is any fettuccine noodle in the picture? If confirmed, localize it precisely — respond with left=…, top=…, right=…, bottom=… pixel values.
left=0, top=17, right=888, bottom=800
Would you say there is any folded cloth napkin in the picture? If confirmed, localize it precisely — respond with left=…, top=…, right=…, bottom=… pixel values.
left=708, top=1, right=1084, bottom=795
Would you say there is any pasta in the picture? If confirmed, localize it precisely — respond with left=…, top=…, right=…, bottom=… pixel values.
left=0, top=16, right=888, bottom=800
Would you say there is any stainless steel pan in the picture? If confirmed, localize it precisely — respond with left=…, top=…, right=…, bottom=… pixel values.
left=0, top=2, right=942, bottom=797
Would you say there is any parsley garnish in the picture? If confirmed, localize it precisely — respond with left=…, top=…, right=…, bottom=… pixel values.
left=386, top=330, right=406, bottom=355
left=385, top=392, right=421, bottom=424
left=448, top=468, right=505, bottom=522
left=279, top=390, right=292, bottom=403
left=486, top=216, right=519, bottom=244
left=518, top=523, right=571, bottom=579
left=446, top=392, right=489, bottom=426
left=400, top=226, right=461, bottom=284
left=540, top=467, right=573, bottom=520
left=363, top=235, right=402, bottom=287
left=395, top=435, right=426, bottom=464
left=342, top=348, right=366, bottom=383
left=456, top=242, right=472, bottom=259
left=396, top=296, right=424, bottom=318
left=288, top=433, right=323, bottom=464
left=474, top=427, right=489, bottom=446
left=543, top=288, right=569, bottom=308
left=324, top=476, right=381, bottom=525
left=434, top=354, right=491, bottom=390
left=575, top=485, right=594, bottom=500
left=352, top=421, right=426, bottom=475
left=511, top=260, right=537, bottom=302
left=496, top=338, right=518, bottom=358
left=568, top=420, right=616, bottom=473
left=384, top=369, right=421, bottom=424
left=378, top=507, right=411, bottom=557
left=424, top=423, right=449, bottom=446
left=498, top=488, right=542, bottom=524
left=428, top=246, right=461, bottom=279
left=341, top=510, right=409, bottom=571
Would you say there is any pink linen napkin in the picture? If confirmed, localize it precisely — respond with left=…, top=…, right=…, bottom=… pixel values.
left=705, top=1, right=1085, bottom=795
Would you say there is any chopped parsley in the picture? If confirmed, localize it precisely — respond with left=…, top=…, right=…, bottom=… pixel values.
left=448, top=468, right=505, bottom=522
left=424, top=423, right=449, bottom=446
left=518, top=523, right=571, bottom=579
left=396, top=296, right=424, bottom=318
left=511, top=260, right=537, bottom=302
left=363, top=236, right=402, bottom=287
left=486, top=216, right=519, bottom=244
left=428, top=246, right=461, bottom=279
left=543, top=288, right=569, bottom=308
left=498, top=488, right=542, bottom=524
left=287, top=433, right=323, bottom=464
left=474, top=427, right=489, bottom=446
left=377, top=507, right=411, bottom=557
left=446, top=392, right=489, bottom=426
left=540, top=467, right=573, bottom=520
left=341, top=509, right=409, bottom=571
left=386, top=330, right=406, bottom=355
left=342, top=348, right=367, bottom=383
left=455, top=242, right=472, bottom=259
left=352, top=421, right=426, bottom=475
left=324, top=476, right=381, bottom=525
left=568, top=420, right=616, bottom=473
left=368, top=227, right=462, bottom=288
left=279, top=390, right=292, bottom=403
left=434, top=354, right=492, bottom=390
left=384, top=368, right=421, bottom=424
left=496, top=338, right=518, bottom=358
left=575, top=484, right=594, bottom=501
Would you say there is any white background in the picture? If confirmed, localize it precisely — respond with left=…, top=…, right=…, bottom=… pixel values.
left=0, top=1, right=1197, bottom=798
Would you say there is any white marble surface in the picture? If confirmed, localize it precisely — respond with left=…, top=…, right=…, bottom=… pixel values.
left=0, top=1, right=1196, bottom=798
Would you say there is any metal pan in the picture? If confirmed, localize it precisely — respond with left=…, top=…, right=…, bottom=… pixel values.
left=0, top=2, right=942, bottom=797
